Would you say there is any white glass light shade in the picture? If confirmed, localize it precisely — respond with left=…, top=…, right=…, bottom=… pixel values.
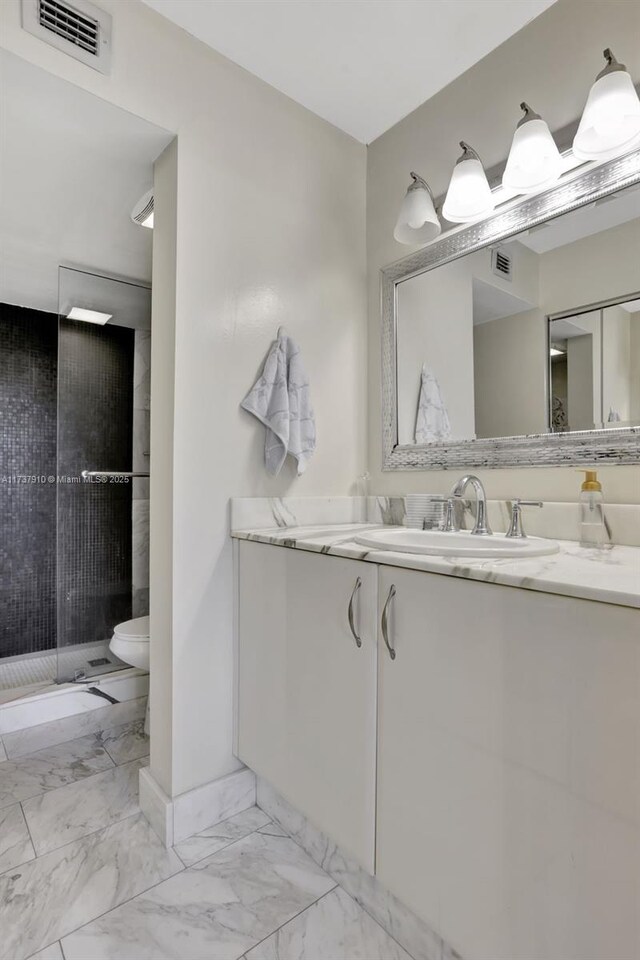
left=573, top=67, right=640, bottom=160
left=394, top=177, right=441, bottom=244
left=442, top=147, right=495, bottom=223
left=503, top=117, right=562, bottom=193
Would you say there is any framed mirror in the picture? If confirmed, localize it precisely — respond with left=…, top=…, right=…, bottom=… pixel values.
left=382, top=149, right=640, bottom=469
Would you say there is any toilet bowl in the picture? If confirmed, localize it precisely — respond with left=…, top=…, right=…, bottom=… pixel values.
left=110, top=616, right=150, bottom=671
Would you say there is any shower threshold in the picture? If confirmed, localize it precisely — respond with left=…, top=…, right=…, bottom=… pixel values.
left=0, top=668, right=148, bottom=736
left=0, top=641, right=125, bottom=701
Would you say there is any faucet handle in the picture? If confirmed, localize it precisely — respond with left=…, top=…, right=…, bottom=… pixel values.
left=506, top=499, right=543, bottom=539
left=441, top=496, right=460, bottom=533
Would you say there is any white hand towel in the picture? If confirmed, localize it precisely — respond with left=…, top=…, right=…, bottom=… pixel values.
left=415, top=364, right=452, bottom=444
left=241, top=332, right=316, bottom=476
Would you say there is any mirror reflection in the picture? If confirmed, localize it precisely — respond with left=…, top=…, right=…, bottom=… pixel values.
left=396, top=182, right=640, bottom=445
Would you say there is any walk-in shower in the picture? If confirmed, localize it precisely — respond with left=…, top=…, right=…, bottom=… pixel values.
left=0, top=268, right=150, bottom=692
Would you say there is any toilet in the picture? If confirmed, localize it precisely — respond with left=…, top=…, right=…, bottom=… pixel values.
left=110, top=616, right=150, bottom=671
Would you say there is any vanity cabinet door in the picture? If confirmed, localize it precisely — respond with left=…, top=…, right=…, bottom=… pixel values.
left=376, top=564, right=519, bottom=956
left=376, top=564, right=640, bottom=960
left=237, top=541, right=378, bottom=871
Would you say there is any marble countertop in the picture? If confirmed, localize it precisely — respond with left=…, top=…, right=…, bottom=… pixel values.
left=231, top=523, right=640, bottom=609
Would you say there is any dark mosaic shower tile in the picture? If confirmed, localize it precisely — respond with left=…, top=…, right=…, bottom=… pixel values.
left=0, top=306, right=134, bottom=664
left=56, top=321, right=134, bottom=655
left=0, top=305, right=57, bottom=658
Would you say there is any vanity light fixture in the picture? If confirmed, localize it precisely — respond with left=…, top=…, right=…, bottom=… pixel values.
left=502, top=102, right=562, bottom=194
left=549, top=346, right=566, bottom=357
left=442, top=142, right=495, bottom=223
left=66, top=307, right=112, bottom=324
left=394, top=172, right=441, bottom=244
left=573, top=49, right=640, bottom=160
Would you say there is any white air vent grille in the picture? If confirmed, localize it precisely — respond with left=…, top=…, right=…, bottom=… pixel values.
left=21, top=0, right=111, bottom=74
left=39, top=0, right=99, bottom=55
left=492, top=248, right=512, bottom=281
left=132, top=194, right=154, bottom=227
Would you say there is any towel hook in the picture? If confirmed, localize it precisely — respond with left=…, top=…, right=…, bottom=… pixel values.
left=277, top=325, right=287, bottom=338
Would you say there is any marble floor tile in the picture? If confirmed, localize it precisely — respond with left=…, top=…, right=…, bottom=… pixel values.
left=98, top=719, right=149, bottom=765
left=62, top=830, right=336, bottom=960
left=173, top=805, right=271, bottom=866
left=27, top=942, right=64, bottom=960
left=257, top=778, right=443, bottom=960
left=22, top=758, right=147, bottom=855
left=0, top=803, right=36, bottom=874
left=2, top=697, right=147, bottom=760
left=257, top=822, right=289, bottom=838
left=1, top=812, right=182, bottom=960
left=246, top=887, right=414, bottom=960
left=0, top=733, right=114, bottom=808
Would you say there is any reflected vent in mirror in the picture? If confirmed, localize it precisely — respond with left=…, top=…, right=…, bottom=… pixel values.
left=491, top=248, right=512, bottom=281
left=21, top=0, right=112, bottom=74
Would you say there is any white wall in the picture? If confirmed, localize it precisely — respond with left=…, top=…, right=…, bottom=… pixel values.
left=0, top=49, right=168, bottom=311
left=539, top=218, right=640, bottom=315
left=0, top=0, right=367, bottom=797
left=474, top=308, right=547, bottom=438
left=367, top=0, right=640, bottom=502
left=631, top=312, right=640, bottom=421
left=149, top=139, right=177, bottom=796
left=602, top=305, right=631, bottom=423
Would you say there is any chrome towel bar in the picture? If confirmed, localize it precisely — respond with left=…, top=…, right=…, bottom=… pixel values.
left=81, top=470, right=150, bottom=478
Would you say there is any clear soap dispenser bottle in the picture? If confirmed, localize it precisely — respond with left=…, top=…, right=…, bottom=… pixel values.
left=579, top=470, right=607, bottom=549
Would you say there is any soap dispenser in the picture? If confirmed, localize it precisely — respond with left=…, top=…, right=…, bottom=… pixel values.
left=579, top=470, right=607, bottom=549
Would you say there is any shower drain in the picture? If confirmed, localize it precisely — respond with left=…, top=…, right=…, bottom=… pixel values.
left=87, top=657, right=111, bottom=667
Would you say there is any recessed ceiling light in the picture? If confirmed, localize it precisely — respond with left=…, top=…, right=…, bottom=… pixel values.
left=550, top=346, right=565, bottom=356
left=67, top=307, right=112, bottom=325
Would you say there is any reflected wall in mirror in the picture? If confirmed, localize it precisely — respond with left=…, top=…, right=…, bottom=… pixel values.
left=395, top=181, right=640, bottom=448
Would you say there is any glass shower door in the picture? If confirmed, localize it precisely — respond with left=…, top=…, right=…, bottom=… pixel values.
left=56, top=267, right=150, bottom=683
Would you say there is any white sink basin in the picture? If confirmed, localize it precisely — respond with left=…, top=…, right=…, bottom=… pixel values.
left=354, top=528, right=559, bottom=559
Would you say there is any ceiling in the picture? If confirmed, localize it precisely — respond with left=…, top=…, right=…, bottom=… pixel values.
left=472, top=278, right=533, bottom=326
left=0, top=50, right=173, bottom=314
left=141, top=0, right=556, bottom=144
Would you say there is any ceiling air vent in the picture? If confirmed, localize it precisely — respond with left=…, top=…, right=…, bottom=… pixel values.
left=491, top=248, right=512, bottom=281
left=21, top=0, right=112, bottom=74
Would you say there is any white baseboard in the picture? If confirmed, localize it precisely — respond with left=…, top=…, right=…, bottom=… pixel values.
left=139, top=766, right=256, bottom=848
left=139, top=765, right=174, bottom=847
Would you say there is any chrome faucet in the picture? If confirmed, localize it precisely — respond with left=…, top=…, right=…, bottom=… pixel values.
left=450, top=474, right=492, bottom=536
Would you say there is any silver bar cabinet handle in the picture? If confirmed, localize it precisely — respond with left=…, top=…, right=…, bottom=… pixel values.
left=347, top=577, right=362, bottom=648
left=381, top=584, right=396, bottom=660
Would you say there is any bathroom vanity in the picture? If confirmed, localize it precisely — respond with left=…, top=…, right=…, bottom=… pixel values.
left=233, top=514, right=640, bottom=960
left=231, top=65, right=640, bottom=960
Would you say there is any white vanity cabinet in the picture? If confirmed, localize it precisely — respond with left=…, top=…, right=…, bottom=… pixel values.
left=236, top=540, right=378, bottom=871
left=236, top=539, right=640, bottom=960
